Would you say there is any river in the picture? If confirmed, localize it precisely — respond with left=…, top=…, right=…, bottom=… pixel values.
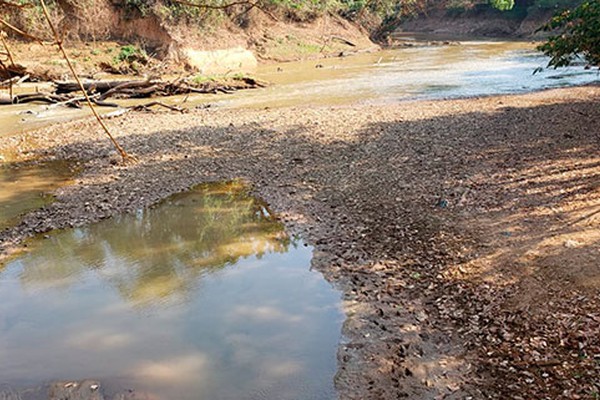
left=0, top=38, right=598, bottom=137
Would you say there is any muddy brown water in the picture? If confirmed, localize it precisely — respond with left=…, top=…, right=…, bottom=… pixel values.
left=0, top=160, right=76, bottom=232
left=0, top=182, right=343, bottom=399
left=1, top=39, right=598, bottom=137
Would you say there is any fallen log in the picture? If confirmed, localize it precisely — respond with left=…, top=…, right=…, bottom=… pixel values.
left=11, top=92, right=68, bottom=104
left=52, top=93, right=101, bottom=109
left=15, top=74, right=29, bottom=85
left=54, top=79, right=151, bottom=95
left=0, top=76, right=269, bottom=108
left=0, top=93, right=12, bottom=104
left=0, top=75, right=19, bottom=88
left=0, top=62, right=26, bottom=79
left=55, top=77, right=268, bottom=99
left=330, top=36, right=356, bottom=47
left=97, top=80, right=155, bottom=100
left=92, top=99, right=119, bottom=107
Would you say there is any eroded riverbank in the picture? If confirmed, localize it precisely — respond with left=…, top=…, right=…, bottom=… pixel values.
left=1, top=85, right=600, bottom=398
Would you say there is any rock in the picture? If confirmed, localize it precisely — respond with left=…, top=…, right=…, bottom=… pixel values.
left=564, top=239, right=582, bottom=248
left=49, top=380, right=104, bottom=400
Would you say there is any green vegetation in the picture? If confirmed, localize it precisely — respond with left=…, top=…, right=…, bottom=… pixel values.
left=111, top=0, right=412, bottom=25
left=489, top=0, right=514, bottom=10
left=429, top=0, right=598, bottom=50
left=114, top=44, right=148, bottom=64
left=537, top=0, right=600, bottom=67
left=109, top=44, right=149, bottom=72
left=2, top=0, right=596, bottom=65
left=439, top=0, right=586, bottom=15
left=191, top=74, right=216, bottom=84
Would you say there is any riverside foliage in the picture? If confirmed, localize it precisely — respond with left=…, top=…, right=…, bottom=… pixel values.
left=537, top=0, right=600, bottom=67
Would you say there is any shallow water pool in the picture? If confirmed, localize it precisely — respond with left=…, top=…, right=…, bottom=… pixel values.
left=0, top=160, right=76, bottom=232
left=0, top=182, right=343, bottom=400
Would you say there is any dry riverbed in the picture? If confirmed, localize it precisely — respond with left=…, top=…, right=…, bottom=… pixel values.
left=1, top=85, right=600, bottom=399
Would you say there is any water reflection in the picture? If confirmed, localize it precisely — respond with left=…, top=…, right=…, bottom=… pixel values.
left=0, top=182, right=342, bottom=399
left=19, top=181, right=290, bottom=306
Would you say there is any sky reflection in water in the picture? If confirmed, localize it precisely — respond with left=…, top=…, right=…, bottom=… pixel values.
left=0, top=182, right=342, bottom=400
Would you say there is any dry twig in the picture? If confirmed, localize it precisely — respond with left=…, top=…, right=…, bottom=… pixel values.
left=170, top=0, right=278, bottom=21
left=130, top=101, right=187, bottom=113
left=0, top=18, right=47, bottom=44
left=0, top=33, right=15, bottom=66
left=39, top=0, right=135, bottom=163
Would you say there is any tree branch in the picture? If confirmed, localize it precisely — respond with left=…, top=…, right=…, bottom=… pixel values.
left=0, top=33, right=16, bottom=66
left=0, top=0, right=34, bottom=8
left=0, top=18, right=48, bottom=43
left=39, top=0, right=136, bottom=163
left=170, top=0, right=278, bottom=21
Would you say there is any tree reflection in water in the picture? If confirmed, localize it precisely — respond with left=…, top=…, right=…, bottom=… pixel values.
left=18, top=181, right=291, bottom=306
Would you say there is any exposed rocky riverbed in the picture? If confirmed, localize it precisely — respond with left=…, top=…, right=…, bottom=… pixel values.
left=1, top=85, right=600, bottom=399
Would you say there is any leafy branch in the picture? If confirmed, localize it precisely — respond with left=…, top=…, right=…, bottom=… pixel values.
left=537, top=0, right=600, bottom=68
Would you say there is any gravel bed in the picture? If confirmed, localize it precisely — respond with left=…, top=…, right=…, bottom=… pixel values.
left=1, top=85, right=600, bottom=399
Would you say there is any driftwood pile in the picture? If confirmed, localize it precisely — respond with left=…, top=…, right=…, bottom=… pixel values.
left=0, top=76, right=268, bottom=109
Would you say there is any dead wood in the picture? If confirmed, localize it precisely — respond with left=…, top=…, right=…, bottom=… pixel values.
left=54, top=80, right=149, bottom=94
left=0, top=62, right=26, bottom=79
left=12, top=92, right=67, bottom=104
left=0, top=67, right=14, bottom=86
left=51, top=76, right=267, bottom=101
left=0, top=18, right=47, bottom=44
left=0, top=74, right=30, bottom=87
left=170, top=0, right=279, bottom=21
left=92, top=99, right=119, bottom=107
left=0, top=76, right=266, bottom=108
left=129, top=101, right=187, bottom=113
left=39, top=0, right=135, bottom=164
left=14, top=93, right=58, bottom=103
left=330, top=35, right=356, bottom=47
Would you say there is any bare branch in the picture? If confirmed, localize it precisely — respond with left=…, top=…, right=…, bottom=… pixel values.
left=0, top=18, right=48, bottom=43
left=39, top=0, right=136, bottom=163
left=0, top=0, right=34, bottom=8
left=170, top=0, right=278, bottom=21
left=0, top=34, right=16, bottom=66
left=130, top=101, right=187, bottom=113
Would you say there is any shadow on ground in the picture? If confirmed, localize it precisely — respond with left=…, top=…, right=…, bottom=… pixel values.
left=1, top=92, right=599, bottom=399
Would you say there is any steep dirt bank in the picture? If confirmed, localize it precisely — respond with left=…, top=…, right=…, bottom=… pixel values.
left=2, top=2, right=377, bottom=78
left=397, top=8, right=555, bottom=38
left=1, top=85, right=599, bottom=399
